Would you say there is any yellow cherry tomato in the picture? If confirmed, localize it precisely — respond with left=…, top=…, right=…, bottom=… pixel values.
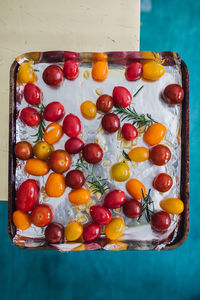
left=13, top=210, right=31, bottom=230
left=18, top=62, right=37, bottom=84
left=64, top=221, right=83, bottom=241
left=44, top=122, right=63, bottom=145
left=68, top=188, right=90, bottom=205
left=92, top=61, right=108, bottom=81
left=160, top=198, right=184, bottom=215
left=81, top=101, right=97, bottom=120
left=128, top=147, right=149, bottom=162
left=143, top=123, right=166, bottom=146
left=126, top=178, right=146, bottom=200
left=110, top=162, right=130, bottom=182
left=142, top=61, right=165, bottom=81
left=25, top=158, right=49, bottom=176
left=105, top=217, right=125, bottom=240
left=33, top=141, right=53, bottom=161
left=45, top=173, right=66, bottom=197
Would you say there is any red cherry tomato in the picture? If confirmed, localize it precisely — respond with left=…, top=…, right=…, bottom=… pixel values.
left=163, top=84, right=184, bottom=105
left=43, top=102, right=65, bottom=122
left=31, top=204, right=53, bottom=227
left=43, top=65, right=64, bottom=86
left=125, top=62, right=143, bottom=81
left=63, top=114, right=81, bottom=137
left=112, top=86, right=132, bottom=108
left=45, top=222, right=63, bottom=243
left=83, top=223, right=101, bottom=242
left=123, top=199, right=142, bottom=218
left=20, top=107, right=40, bottom=127
left=101, top=113, right=120, bottom=133
left=48, top=150, right=71, bottom=173
left=151, top=211, right=171, bottom=232
left=65, top=137, right=84, bottom=154
left=82, top=143, right=103, bottom=164
left=149, top=145, right=171, bottom=166
left=64, top=51, right=79, bottom=61
left=90, top=205, right=112, bottom=225
left=65, top=170, right=85, bottom=189
left=104, top=189, right=126, bottom=209
left=121, top=123, right=138, bottom=140
left=153, top=173, right=173, bottom=192
left=96, top=95, right=113, bottom=113
left=24, top=83, right=42, bottom=105
left=14, top=141, right=33, bottom=160
left=16, top=179, right=39, bottom=212
left=63, top=60, right=79, bottom=80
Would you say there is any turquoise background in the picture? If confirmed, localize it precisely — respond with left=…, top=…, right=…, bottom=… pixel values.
left=1, top=0, right=199, bottom=299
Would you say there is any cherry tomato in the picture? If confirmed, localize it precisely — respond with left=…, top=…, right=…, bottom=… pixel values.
left=64, top=51, right=79, bottom=61
left=45, top=222, right=64, bottom=243
left=123, top=199, right=142, bottom=218
left=128, top=147, right=149, bottom=162
left=101, top=113, right=120, bottom=133
left=163, top=84, right=184, bottom=104
left=151, top=211, right=171, bottom=232
left=82, top=143, right=103, bottom=164
left=93, top=52, right=108, bottom=61
left=143, top=123, right=166, bottom=146
left=64, top=221, right=83, bottom=241
left=121, top=123, right=138, bottom=141
left=16, top=179, right=39, bottom=212
left=45, top=173, right=66, bottom=197
left=104, top=189, right=126, bottom=209
left=13, top=210, right=31, bottom=230
left=63, top=114, right=81, bottom=137
left=112, top=86, right=132, bottom=108
left=43, top=65, right=64, bottom=86
left=25, top=158, right=49, bottom=176
left=44, top=122, right=63, bottom=144
left=31, top=204, right=53, bottom=227
left=65, top=137, right=84, bottom=154
left=18, top=62, right=37, bottom=84
left=96, top=94, right=113, bottom=113
left=63, top=60, right=79, bottom=80
left=153, top=173, right=173, bottom=192
left=33, top=141, right=53, bottom=161
left=125, top=62, right=143, bottom=81
left=126, top=179, right=146, bottom=200
left=83, top=223, right=101, bottom=242
left=142, top=61, right=165, bottom=81
left=65, top=170, right=85, bottom=189
left=90, top=205, right=112, bottom=225
left=14, top=141, right=33, bottom=160
left=43, top=101, right=65, bottom=122
left=149, top=145, right=171, bottom=166
left=110, top=162, right=130, bottom=182
left=24, top=83, right=42, bottom=105
left=20, top=107, right=40, bottom=127
left=105, top=217, right=125, bottom=240
left=68, top=188, right=90, bottom=205
left=48, top=150, right=71, bottom=173
left=81, top=101, right=97, bottom=120
left=92, top=61, right=108, bottom=81
left=160, top=198, right=184, bottom=215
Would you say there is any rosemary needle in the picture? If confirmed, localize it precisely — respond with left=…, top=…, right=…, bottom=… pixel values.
left=32, top=103, right=46, bottom=143
left=137, top=189, right=154, bottom=223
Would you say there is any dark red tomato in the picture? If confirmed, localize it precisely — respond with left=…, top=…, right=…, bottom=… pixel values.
left=83, top=223, right=101, bottom=242
left=163, top=84, right=184, bottom=105
left=63, top=114, right=81, bottom=137
left=45, top=222, right=63, bottom=243
left=31, top=204, right=53, bottom=227
left=43, top=101, right=65, bottom=122
left=123, top=199, right=142, bottom=218
left=64, top=51, right=79, bottom=61
left=20, top=107, right=41, bottom=127
left=104, top=189, right=126, bottom=209
left=153, top=173, right=173, bottom=192
left=82, top=143, right=103, bottom=164
left=65, top=137, right=84, bottom=154
left=43, top=65, right=64, bottom=86
left=101, top=113, right=120, bottom=133
left=112, top=86, right=132, bottom=108
left=90, top=205, right=112, bottom=225
left=65, top=170, right=85, bottom=189
left=151, top=211, right=171, bottom=232
left=24, top=83, right=42, bottom=105
left=16, top=179, right=39, bottom=212
left=14, top=141, right=33, bottom=160
left=149, top=145, right=171, bottom=166
left=125, top=62, right=143, bottom=81
left=96, top=94, right=113, bottom=113
left=121, top=123, right=138, bottom=141
left=63, top=60, right=79, bottom=80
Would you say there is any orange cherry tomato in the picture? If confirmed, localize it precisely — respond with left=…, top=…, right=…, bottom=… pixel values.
left=92, top=61, right=108, bottom=81
left=17, top=62, right=37, bottom=84
left=126, top=178, right=146, bottom=200
left=45, top=173, right=66, bottom=197
left=80, top=101, right=97, bottom=120
left=160, top=198, right=184, bottom=215
left=64, top=221, right=83, bottom=241
left=13, top=210, right=31, bottom=230
left=44, top=122, right=63, bottom=144
left=128, top=147, right=149, bottom=162
left=93, top=52, right=108, bottom=61
left=25, top=158, right=49, bottom=176
left=68, top=188, right=90, bottom=205
left=143, top=123, right=166, bottom=146
left=142, top=61, right=165, bottom=81
left=105, top=217, right=125, bottom=240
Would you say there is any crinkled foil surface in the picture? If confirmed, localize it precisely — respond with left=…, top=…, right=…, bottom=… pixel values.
left=13, top=52, right=182, bottom=251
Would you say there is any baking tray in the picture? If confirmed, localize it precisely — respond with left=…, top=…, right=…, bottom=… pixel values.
left=8, top=51, right=189, bottom=251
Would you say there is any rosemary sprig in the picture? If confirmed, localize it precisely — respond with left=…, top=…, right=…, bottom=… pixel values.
left=137, top=189, right=154, bottom=223
left=122, top=150, right=131, bottom=161
left=133, top=85, right=144, bottom=97
left=74, top=158, right=110, bottom=195
left=32, top=103, right=46, bottom=142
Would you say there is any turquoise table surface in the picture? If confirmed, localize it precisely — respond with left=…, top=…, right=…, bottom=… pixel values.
left=1, top=0, right=199, bottom=299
